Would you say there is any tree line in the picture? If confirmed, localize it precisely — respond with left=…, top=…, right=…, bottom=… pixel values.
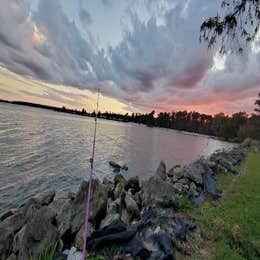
left=92, top=93, right=260, bottom=142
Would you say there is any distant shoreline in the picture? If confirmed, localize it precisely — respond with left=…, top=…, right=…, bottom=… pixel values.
left=0, top=99, right=233, bottom=143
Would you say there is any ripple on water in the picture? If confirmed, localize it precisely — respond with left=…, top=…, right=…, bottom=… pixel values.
left=0, top=103, right=235, bottom=214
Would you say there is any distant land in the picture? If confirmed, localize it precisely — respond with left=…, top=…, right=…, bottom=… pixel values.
left=0, top=99, right=92, bottom=118
left=1, top=98, right=259, bottom=142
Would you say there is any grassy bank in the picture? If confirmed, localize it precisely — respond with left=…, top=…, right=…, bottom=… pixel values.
left=195, top=151, right=260, bottom=259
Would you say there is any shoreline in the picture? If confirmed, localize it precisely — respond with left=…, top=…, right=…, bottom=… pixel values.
left=0, top=100, right=237, bottom=144
left=0, top=145, right=247, bottom=259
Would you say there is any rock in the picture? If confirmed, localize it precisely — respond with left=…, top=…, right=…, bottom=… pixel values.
left=100, top=197, right=122, bottom=229
left=55, top=199, right=72, bottom=237
left=189, top=182, right=199, bottom=197
left=114, top=183, right=124, bottom=200
left=177, top=178, right=188, bottom=185
left=125, top=176, right=140, bottom=194
left=168, top=165, right=184, bottom=182
left=13, top=225, right=26, bottom=255
left=122, top=164, right=128, bottom=171
left=155, top=161, right=167, bottom=180
left=158, top=199, right=179, bottom=210
left=6, top=254, right=16, bottom=260
left=121, top=208, right=132, bottom=226
left=124, top=194, right=140, bottom=218
left=17, top=206, right=59, bottom=260
left=103, top=177, right=114, bottom=199
left=109, top=161, right=121, bottom=170
left=143, top=176, right=177, bottom=207
left=184, top=162, right=204, bottom=184
left=114, top=174, right=127, bottom=187
left=67, top=247, right=82, bottom=260
left=108, top=198, right=122, bottom=215
left=133, top=192, right=142, bottom=210
left=219, top=158, right=236, bottom=174
left=0, top=210, right=14, bottom=222
left=0, top=191, right=58, bottom=260
left=75, top=223, right=94, bottom=250
left=37, top=190, right=56, bottom=205
left=0, top=209, right=30, bottom=259
left=100, top=213, right=120, bottom=229
left=172, top=182, right=184, bottom=193
left=68, top=191, right=76, bottom=201
left=70, top=179, right=108, bottom=232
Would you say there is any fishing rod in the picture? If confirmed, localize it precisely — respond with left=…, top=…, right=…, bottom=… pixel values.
left=82, top=89, right=100, bottom=260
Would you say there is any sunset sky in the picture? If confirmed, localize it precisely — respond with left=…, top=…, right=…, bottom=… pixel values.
left=0, top=0, right=259, bottom=115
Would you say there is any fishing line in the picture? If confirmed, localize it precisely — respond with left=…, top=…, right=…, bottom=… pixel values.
left=82, top=89, right=100, bottom=260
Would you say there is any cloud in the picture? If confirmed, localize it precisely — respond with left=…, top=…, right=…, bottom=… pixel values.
left=0, top=0, right=259, bottom=114
left=79, top=0, right=92, bottom=24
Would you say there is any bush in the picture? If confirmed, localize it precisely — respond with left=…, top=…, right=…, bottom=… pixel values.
left=242, top=137, right=253, bottom=147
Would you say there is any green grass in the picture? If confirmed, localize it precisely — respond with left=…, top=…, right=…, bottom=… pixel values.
left=196, top=151, right=260, bottom=260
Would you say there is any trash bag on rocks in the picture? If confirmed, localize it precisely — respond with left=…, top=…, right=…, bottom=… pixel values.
left=124, top=233, right=150, bottom=259
left=87, top=219, right=137, bottom=252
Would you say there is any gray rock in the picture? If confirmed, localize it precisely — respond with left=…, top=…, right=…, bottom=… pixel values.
left=67, top=247, right=82, bottom=260
left=121, top=208, right=132, bottom=226
left=108, top=198, right=121, bottom=215
left=114, top=183, right=124, bottom=200
left=189, top=182, right=199, bottom=197
left=176, top=178, right=188, bottom=185
left=125, top=176, right=140, bottom=194
left=55, top=199, right=72, bottom=237
left=68, top=191, right=76, bottom=201
left=13, top=225, right=26, bottom=255
left=0, top=191, right=57, bottom=260
left=18, top=206, right=59, bottom=260
left=70, top=179, right=107, bottom=232
left=156, top=161, right=167, bottom=181
left=172, top=183, right=184, bottom=193
left=100, top=213, right=120, bottom=229
left=109, top=161, right=121, bottom=169
left=124, top=194, right=140, bottom=218
left=6, top=254, right=16, bottom=260
left=114, top=174, right=127, bottom=187
left=133, top=192, right=142, bottom=209
left=75, top=223, right=94, bottom=250
left=168, top=165, right=184, bottom=182
left=143, top=176, right=177, bottom=207
left=184, top=162, right=204, bottom=184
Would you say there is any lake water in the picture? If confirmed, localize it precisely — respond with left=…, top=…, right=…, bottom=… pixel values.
left=0, top=102, right=234, bottom=214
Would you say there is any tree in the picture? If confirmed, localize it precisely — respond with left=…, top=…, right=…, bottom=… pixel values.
left=255, top=92, right=260, bottom=113
left=200, top=0, right=260, bottom=53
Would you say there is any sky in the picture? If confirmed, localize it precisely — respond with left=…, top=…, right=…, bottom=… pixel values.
left=0, top=0, right=259, bottom=115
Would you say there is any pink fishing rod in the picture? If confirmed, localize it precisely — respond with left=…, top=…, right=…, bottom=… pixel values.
left=82, top=89, right=100, bottom=260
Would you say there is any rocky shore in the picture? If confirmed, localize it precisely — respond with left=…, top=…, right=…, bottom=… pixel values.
left=0, top=146, right=246, bottom=260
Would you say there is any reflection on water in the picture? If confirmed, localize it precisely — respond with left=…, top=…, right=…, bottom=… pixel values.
left=0, top=103, right=234, bottom=214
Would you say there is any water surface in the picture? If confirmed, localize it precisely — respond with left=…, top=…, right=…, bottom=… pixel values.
left=0, top=102, right=234, bottom=214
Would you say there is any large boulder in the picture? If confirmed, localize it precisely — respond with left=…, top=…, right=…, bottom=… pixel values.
left=143, top=176, right=177, bottom=207
left=184, top=162, right=204, bottom=184
left=124, top=194, right=140, bottom=219
left=125, top=176, right=141, bottom=194
left=70, top=179, right=108, bottom=232
left=17, top=206, right=59, bottom=260
left=75, top=223, right=94, bottom=250
left=168, top=166, right=184, bottom=181
left=114, top=174, right=127, bottom=187
left=155, top=161, right=167, bottom=181
left=54, top=199, right=73, bottom=237
left=100, top=198, right=121, bottom=229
